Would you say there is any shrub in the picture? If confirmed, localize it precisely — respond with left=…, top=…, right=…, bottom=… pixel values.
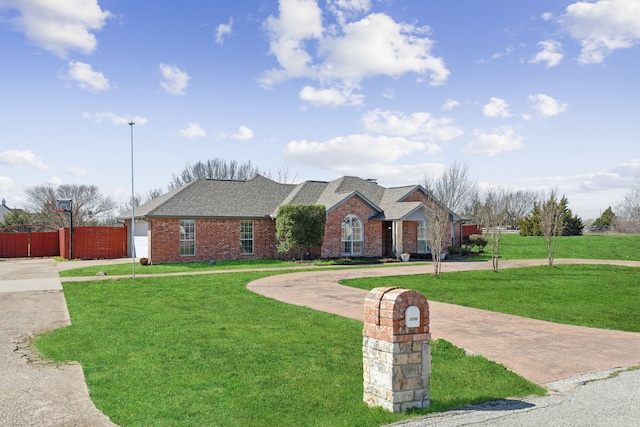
left=464, top=234, right=488, bottom=252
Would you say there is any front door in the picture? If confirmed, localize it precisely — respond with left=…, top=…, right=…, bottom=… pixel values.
left=382, top=221, right=394, bottom=257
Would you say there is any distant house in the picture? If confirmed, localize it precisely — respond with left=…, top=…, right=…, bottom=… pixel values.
left=120, top=175, right=462, bottom=264
left=0, top=199, right=12, bottom=224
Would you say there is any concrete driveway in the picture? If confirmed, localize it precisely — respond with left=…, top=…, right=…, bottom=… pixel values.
left=0, top=258, right=116, bottom=427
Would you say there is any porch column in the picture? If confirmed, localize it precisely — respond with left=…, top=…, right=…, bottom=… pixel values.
left=393, top=220, right=403, bottom=258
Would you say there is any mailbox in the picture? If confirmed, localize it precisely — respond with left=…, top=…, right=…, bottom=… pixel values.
left=405, top=305, right=420, bottom=327
left=363, top=287, right=430, bottom=412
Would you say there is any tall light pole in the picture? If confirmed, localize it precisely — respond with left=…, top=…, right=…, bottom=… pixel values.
left=129, top=121, right=136, bottom=279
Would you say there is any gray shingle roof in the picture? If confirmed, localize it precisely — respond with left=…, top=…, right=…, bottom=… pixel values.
left=122, top=174, right=458, bottom=221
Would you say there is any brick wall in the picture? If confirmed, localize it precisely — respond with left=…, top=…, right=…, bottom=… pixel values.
left=322, top=196, right=382, bottom=258
left=149, top=218, right=278, bottom=263
left=403, top=221, right=418, bottom=254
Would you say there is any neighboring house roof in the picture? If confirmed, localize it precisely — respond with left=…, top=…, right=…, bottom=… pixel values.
left=121, top=174, right=460, bottom=222
left=0, top=199, right=12, bottom=222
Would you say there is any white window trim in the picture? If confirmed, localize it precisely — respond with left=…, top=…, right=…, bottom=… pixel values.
left=418, top=220, right=429, bottom=253
left=240, top=220, right=254, bottom=255
left=179, top=219, right=195, bottom=256
left=341, top=215, right=363, bottom=256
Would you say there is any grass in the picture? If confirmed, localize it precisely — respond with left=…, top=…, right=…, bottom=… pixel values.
left=36, top=272, right=544, bottom=427
left=344, top=264, right=640, bottom=332
left=58, top=233, right=640, bottom=278
left=471, top=233, right=640, bottom=261
left=57, top=258, right=296, bottom=277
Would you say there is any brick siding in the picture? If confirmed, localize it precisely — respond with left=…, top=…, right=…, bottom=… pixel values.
left=149, top=218, right=277, bottom=263
left=321, top=196, right=383, bottom=258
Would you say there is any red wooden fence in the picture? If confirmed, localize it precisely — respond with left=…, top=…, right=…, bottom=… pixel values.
left=59, top=226, right=127, bottom=260
left=462, top=224, right=482, bottom=238
left=0, top=231, right=59, bottom=258
left=1, top=226, right=126, bottom=259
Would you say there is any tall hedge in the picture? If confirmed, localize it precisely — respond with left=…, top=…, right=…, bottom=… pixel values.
left=276, top=204, right=326, bottom=259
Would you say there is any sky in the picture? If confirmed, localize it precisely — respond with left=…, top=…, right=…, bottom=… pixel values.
left=1, top=0, right=639, bottom=220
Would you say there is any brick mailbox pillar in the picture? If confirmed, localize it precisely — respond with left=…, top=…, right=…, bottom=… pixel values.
left=363, top=287, right=430, bottom=412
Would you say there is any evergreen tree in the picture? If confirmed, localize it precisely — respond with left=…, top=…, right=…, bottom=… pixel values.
left=276, top=204, right=326, bottom=259
left=592, top=206, right=616, bottom=230
left=0, top=208, right=32, bottom=229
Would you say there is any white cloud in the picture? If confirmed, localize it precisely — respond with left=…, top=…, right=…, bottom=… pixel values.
left=262, top=0, right=323, bottom=85
left=284, top=134, right=427, bottom=169
left=0, top=149, right=48, bottom=170
left=63, top=61, right=110, bottom=92
left=362, top=109, right=463, bottom=142
left=215, top=17, right=233, bottom=44
left=328, top=0, right=371, bottom=25
left=178, top=123, right=207, bottom=139
left=66, top=165, right=89, bottom=177
left=381, top=88, right=395, bottom=99
left=442, top=99, right=459, bottom=111
left=483, top=97, right=512, bottom=118
left=528, top=94, right=568, bottom=117
left=0, top=0, right=112, bottom=57
left=464, top=126, right=524, bottom=156
left=0, top=176, right=15, bottom=192
left=47, top=176, right=64, bottom=186
left=530, top=40, right=563, bottom=68
left=560, top=0, right=640, bottom=64
left=82, top=112, right=148, bottom=125
left=262, top=1, right=449, bottom=89
left=159, top=64, right=190, bottom=95
left=523, top=159, right=640, bottom=193
left=224, top=125, right=254, bottom=141
left=318, top=13, right=449, bottom=85
left=299, top=85, right=364, bottom=107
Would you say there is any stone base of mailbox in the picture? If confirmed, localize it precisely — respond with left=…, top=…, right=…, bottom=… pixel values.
left=363, top=287, right=431, bottom=412
left=363, top=337, right=431, bottom=412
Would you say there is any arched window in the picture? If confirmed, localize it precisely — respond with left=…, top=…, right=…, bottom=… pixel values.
left=417, top=220, right=429, bottom=253
left=342, top=215, right=363, bottom=256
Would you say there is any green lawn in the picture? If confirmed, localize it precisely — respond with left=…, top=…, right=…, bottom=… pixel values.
left=475, top=233, right=640, bottom=261
left=344, top=264, right=640, bottom=332
left=57, top=259, right=298, bottom=277
left=36, top=272, right=544, bottom=427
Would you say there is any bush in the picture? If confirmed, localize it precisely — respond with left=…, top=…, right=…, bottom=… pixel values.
left=464, top=234, right=488, bottom=252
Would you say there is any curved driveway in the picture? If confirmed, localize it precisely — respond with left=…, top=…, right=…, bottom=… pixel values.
left=248, top=258, right=640, bottom=385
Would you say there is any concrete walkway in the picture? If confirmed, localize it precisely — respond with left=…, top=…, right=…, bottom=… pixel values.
left=0, top=259, right=117, bottom=427
left=247, top=258, right=640, bottom=385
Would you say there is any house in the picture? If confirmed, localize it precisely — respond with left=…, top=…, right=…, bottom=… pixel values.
left=121, top=175, right=462, bottom=263
left=0, top=199, right=12, bottom=224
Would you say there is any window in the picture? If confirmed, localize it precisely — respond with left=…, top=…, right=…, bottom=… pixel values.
left=240, top=220, right=254, bottom=255
left=417, top=220, right=429, bottom=253
left=179, top=220, right=195, bottom=256
left=341, top=215, right=363, bottom=256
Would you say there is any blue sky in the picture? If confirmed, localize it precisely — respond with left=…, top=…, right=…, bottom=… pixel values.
left=1, top=0, right=639, bottom=219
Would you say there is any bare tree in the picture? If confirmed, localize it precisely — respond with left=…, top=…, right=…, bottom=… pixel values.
left=264, top=166, right=299, bottom=184
left=476, top=187, right=511, bottom=272
left=145, top=188, right=164, bottom=202
left=422, top=168, right=468, bottom=276
left=421, top=201, right=450, bottom=277
left=26, top=184, right=116, bottom=228
left=423, top=162, right=478, bottom=216
left=504, top=190, right=538, bottom=229
left=168, top=158, right=260, bottom=190
left=538, top=189, right=565, bottom=267
left=617, top=180, right=640, bottom=233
